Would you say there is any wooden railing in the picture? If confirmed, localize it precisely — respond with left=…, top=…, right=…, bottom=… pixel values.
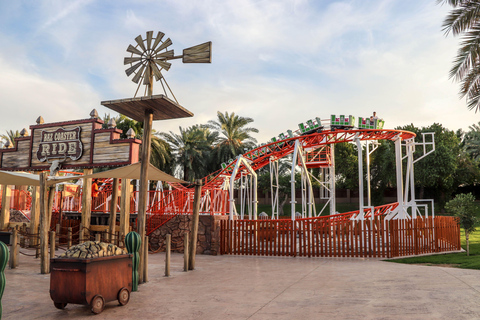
left=220, top=216, right=460, bottom=258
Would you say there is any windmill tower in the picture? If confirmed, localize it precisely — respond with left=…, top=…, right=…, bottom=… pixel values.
left=101, top=31, right=212, bottom=283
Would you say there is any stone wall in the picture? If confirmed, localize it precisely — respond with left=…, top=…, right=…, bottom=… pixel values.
left=148, top=215, right=228, bottom=255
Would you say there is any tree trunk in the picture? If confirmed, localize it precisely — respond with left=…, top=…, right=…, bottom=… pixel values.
left=466, top=231, right=470, bottom=256
left=278, top=194, right=288, bottom=217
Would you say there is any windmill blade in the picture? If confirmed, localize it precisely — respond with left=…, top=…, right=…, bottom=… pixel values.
left=182, top=41, right=212, bottom=63
left=151, top=31, right=165, bottom=51
left=146, top=31, right=153, bottom=50
left=135, top=35, right=147, bottom=52
left=156, top=50, right=174, bottom=59
left=151, top=64, right=164, bottom=81
left=143, top=63, right=152, bottom=85
left=132, top=64, right=146, bottom=84
left=153, top=59, right=172, bottom=71
left=154, top=38, right=173, bottom=53
left=127, top=44, right=143, bottom=56
left=125, top=61, right=143, bottom=76
left=124, top=57, right=142, bottom=65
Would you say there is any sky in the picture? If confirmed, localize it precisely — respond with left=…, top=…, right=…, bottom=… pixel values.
left=0, top=0, right=476, bottom=144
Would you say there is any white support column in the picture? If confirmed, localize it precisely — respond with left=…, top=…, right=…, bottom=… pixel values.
left=270, top=159, right=279, bottom=219
left=394, top=136, right=406, bottom=219
left=291, top=141, right=300, bottom=221
left=329, top=144, right=336, bottom=215
left=228, top=156, right=258, bottom=220
left=355, top=137, right=364, bottom=220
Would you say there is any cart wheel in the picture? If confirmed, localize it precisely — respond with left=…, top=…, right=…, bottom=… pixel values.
left=54, top=302, right=67, bottom=309
left=117, top=287, right=130, bottom=306
left=91, top=295, right=105, bottom=314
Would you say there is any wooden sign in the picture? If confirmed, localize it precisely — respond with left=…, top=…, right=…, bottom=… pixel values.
left=36, top=127, right=83, bottom=162
left=0, top=117, right=141, bottom=172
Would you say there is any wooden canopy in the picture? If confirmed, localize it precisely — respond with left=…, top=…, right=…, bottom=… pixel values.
left=0, top=171, right=41, bottom=186
left=47, top=162, right=186, bottom=185
left=100, top=95, right=193, bottom=122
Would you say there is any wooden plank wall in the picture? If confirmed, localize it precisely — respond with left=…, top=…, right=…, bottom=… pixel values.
left=220, top=216, right=461, bottom=258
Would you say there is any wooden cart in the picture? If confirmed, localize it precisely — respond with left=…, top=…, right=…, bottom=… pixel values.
left=50, top=254, right=133, bottom=314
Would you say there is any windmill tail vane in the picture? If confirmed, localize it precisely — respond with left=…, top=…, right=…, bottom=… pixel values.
left=124, top=30, right=212, bottom=99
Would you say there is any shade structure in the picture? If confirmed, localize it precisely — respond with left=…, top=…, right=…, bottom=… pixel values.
left=0, top=171, right=41, bottom=186
left=47, top=162, right=186, bottom=185
left=100, top=94, right=193, bottom=122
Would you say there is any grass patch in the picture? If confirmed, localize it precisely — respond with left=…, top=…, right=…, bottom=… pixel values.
left=388, top=229, right=480, bottom=270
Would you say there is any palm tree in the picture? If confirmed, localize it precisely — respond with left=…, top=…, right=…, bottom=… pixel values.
left=160, top=125, right=218, bottom=181
left=464, top=121, right=480, bottom=159
left=207, top=111, right=259, bottom=166
left=1, top=130, right=21, bottom=146
left=440, top=0, right=480, bottom=111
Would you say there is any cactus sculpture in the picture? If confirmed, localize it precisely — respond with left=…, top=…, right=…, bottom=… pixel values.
left=125, top=232, right=141, bottom=292
left=0, top=241, right=9, bottom=319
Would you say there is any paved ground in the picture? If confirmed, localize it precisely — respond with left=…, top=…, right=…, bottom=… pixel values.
left=3, top=249, right=480, bottom=319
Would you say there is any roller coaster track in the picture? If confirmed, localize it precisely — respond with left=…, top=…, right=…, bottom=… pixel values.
left=171, top=129, right=415, bottom=191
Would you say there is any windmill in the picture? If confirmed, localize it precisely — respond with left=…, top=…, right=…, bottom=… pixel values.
left=100, top=31, right=211, bottom=284
left=124, top=31, right=212, bottom=100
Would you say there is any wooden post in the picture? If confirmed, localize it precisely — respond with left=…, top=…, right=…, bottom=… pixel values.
left=79, top=223, right=84, bottom=244
left=9, top=228, right=18, bottom=269
left=119, top=179, right=131, bottom=243
left=55, top=224, right=60, bottom=246
left=30, top=186, right=41, bottom=249
left=67, top=227, right=72, bottom=249
left=50, top=231, right=55, bottom=260
left=34, top=224, right=40, bottom=259
left=0, top=185, right=11, bottom=230
left=144, top=235, right=148, bottom=282
left=165, top=234, right=171, bottom=277
left=189, top=180, right=202, bottom=270
left=80, top=168, right=93, bottom=242
left=95, top=233, right=101, bottom=242
left=109, top=178, right=120, bottom=243
left=39, top=172, right=50, bottom=274
left=184, top=232, right=189, bottom=272
left=137, top=109, right=154, bottom=284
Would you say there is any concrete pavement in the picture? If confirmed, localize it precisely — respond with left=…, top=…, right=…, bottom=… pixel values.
left=4, top=249, right=480, bottom=319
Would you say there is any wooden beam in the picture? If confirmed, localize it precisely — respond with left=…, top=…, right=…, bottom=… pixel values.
left=81, top=169, right=93, bottom=241
left=119, top=178, right=131, bottom=240
left=0, top=185, right=11, bottom=230
left=39, top=173, right=49, bottom=274
left=189, top=180, right=202, bottom=270
left=30, top=186, right=40, bottom=247
left=137, top=109, right=153, bottom=283
left=109, top=178, right=120, bottom=243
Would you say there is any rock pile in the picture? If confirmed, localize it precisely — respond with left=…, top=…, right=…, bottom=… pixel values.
left=59, top=241, right=127, bottom=259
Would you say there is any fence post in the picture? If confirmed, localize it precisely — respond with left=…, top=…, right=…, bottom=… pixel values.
left=67, top=227, right=72, bottom=249
left=50, top=231, right=55, bottom=261
left=184, top=232, right=189, bottom=271
left=79, top=223, right=83, bottom=244
left=144, top=236, right=148, bottom=282
left=55, top=224, right=60, bottom=246
left=165, top=234, right=171, bottom=277
left=35, top=235, right=40, bottom=259
left=95, top=233, right=101, bottom=242
left=189, top=180, right=202, bottom=270
left=9, top=228, right=18, bottom=269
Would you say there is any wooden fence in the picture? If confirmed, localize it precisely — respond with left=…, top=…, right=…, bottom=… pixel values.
left=220, top=216, right=460, bottom=258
